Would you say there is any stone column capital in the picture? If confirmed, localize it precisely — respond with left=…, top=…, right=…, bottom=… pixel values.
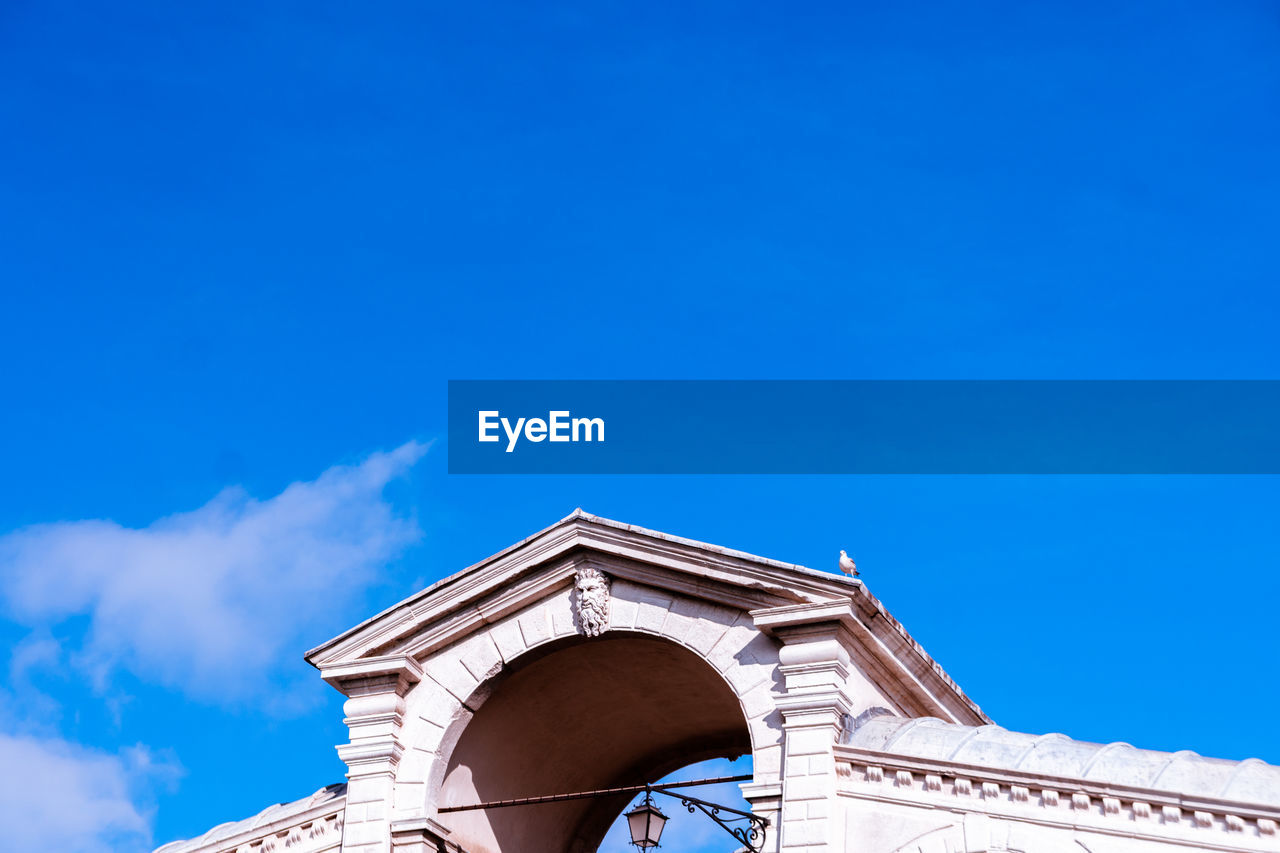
left=752, top=600, right=857, bottom=715
left=320, top=654, right=423, bottom=698
left=324, top=655, right=421, bottom=787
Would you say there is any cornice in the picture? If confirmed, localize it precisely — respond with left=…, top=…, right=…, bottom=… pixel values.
left=154, top=794, right=346, bottom=853
left=838, top=745, right=1280, bottom=842
left=303, top=511, right=988, bottom=726
left=318, top=654, right=422, bottom=694
left=306, top=514, right=838, bottom=668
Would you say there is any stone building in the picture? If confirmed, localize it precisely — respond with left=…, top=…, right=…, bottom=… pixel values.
left=157, top=511, right=1280, bottom=853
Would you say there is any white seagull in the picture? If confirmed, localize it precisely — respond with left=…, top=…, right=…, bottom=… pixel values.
left=838, top=550, right=859, bottom=577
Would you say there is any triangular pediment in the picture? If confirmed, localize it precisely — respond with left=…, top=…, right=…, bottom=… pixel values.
left=305, top=510, right=988, bottom=726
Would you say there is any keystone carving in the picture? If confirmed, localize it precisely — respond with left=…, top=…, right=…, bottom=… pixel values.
left=574, top=566, right=611, bottom=637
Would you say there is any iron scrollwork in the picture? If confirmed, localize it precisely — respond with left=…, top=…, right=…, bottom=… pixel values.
left=652, top=787, right=769, bottom=853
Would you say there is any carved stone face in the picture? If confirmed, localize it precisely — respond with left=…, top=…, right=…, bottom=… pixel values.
left=576, top=573, right=606, bottom=596
left=575, top=567, right=610, bottom=637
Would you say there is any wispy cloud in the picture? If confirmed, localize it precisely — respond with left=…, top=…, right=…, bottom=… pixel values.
left=0, top=733, right=179, bottom=853
left=0, top=441, right=427, bottom=711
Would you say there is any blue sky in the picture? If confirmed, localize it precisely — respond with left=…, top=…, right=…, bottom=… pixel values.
left=2, top=1, right=1279, bottom=850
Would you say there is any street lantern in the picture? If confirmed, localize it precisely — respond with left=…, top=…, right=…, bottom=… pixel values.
left=625, top=792, right=668, bottom=848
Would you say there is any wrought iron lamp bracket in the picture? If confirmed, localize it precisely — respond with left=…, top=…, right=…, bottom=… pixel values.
left=650, top=786, right=769, bottom=853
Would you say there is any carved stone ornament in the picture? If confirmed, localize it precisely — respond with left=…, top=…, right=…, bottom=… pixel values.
left=574, top=566, right=611, bottom=637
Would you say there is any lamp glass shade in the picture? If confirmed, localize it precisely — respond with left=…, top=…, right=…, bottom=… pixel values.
left=625, top=799, right=668, bottom=848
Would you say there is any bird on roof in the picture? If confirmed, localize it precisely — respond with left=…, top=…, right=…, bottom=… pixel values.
left=838, top=550, right=859, bottom=577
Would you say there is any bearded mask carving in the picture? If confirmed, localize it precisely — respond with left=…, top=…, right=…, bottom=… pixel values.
left=574, top=567, right=611, bottom=637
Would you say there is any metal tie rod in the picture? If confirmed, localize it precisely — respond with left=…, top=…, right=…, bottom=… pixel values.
left=437, top=774, right=753, bottom=813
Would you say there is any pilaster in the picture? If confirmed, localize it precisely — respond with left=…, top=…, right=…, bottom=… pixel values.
left=321, top=655, right=423, bottom=853
left=754, top=601, right=862, bottom=853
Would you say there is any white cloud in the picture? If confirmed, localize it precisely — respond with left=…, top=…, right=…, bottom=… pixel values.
left=0, top=631, right=66, bottom=727
left=0, top=733, right=177, bottom=853
left=9, top=630, right=62, bottom=682
left=0, top=441, right=427, bottom=710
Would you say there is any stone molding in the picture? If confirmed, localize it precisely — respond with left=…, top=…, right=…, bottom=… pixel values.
left=840, top=748, right=1280, bottom=846
left=388, top=819, right=465, bottom=853
left=305, top=511, right=987, bottom=728
left=320, top=655, right=424, bottom=697
left=239, top=813, right=345, bottom=853
left=156, top=803, right=345, bottom=853
left=753, top=598, right=979, bottom=725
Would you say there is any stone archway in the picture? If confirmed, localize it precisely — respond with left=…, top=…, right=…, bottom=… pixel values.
left=306, top=511, right=989, bottom=853
left=384, top=559, right=792, bottom=834
left=434, top=632, right=753, bottom=852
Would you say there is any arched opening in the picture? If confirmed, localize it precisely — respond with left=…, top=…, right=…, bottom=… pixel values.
left=596, top=755, right=755, bottom=852
left=435, top=632, right=753, bottom=853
